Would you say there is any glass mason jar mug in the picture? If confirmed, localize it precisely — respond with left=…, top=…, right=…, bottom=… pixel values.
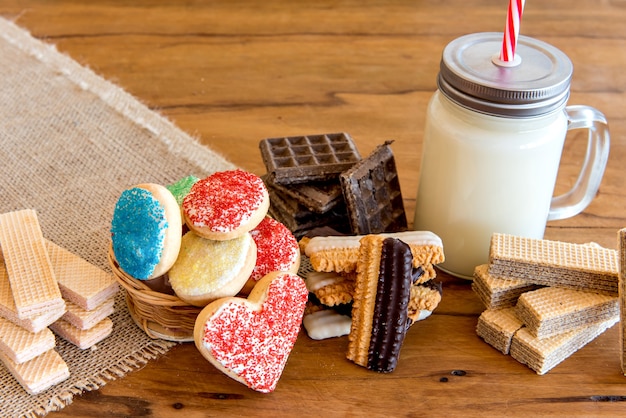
left=413, top=33, right=610, bottom=279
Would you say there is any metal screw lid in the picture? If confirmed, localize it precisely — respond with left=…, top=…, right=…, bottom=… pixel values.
left=438, top=32, right=573, bottom=117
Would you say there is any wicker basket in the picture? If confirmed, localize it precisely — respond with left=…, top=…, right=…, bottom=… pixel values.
left=108, top=245, right=202, bottom=342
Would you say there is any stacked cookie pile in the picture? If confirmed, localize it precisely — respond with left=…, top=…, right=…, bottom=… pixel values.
left=259, top=133, right=408, bottom=238
left=299, top=231, right=445, bottom=372
left=0, top=209, right=118, bottom=395
left=111, top=170, right=308, bottom=393
left=473, top=232, right=620, bottom=375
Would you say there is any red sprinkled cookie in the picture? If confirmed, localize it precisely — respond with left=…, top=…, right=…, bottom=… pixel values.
left=240, top=216, right=301, bottom=295
left=193, top=271, right=308, bottom=393
left=182, top=169, right=269, bottom=241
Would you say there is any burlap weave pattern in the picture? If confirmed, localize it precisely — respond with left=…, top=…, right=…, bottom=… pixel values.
left=0, top=16, right=234, bottom=417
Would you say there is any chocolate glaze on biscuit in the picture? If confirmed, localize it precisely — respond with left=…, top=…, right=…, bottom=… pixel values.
left=367, top=237, right=415, bottom=372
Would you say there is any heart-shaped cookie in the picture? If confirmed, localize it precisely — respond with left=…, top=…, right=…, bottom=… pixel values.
left=194, top=271, right=308, bottom=393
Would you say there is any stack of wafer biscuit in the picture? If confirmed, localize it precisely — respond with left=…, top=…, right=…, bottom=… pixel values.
left=300, top=230, right=444, bottom=372
left=474, top=232, right=620, bottom=375
left=0, top=209, right=118, bottom=394
left=259, top=133, right=409, bottom=238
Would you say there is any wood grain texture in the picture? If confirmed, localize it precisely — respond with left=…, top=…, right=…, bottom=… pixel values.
left=1, top=0, right=626, bottom=416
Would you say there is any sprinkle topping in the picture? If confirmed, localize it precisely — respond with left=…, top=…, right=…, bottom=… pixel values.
left=202, top=273, right=308, bottom=393
left=249, top=217, right=299, bottom=281
left=111, top=187, right=167, bottom=280
left=183, top=170, right=267, bottom=233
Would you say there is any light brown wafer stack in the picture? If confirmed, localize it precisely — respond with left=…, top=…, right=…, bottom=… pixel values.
left=510, top=316, right=618, bottom=375
left=619, top=228, right=626, bottom=375
left=472, top=264, right=540, bottom=309
left=488, top=233, right=618, bottom=296
left=45, top=239, right=118, bottom=349
left=0, top=210, right=65, bottom=319
left=476, top=308, right=524, bottom=355
left=0, top=316, right=55, bottom=364
left=515, top=287, right=618, bottom=339
left=0, top=349, right=70, bottom=395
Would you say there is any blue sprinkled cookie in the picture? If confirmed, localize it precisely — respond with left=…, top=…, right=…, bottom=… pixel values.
left=111, top=183, right=182, bottom=280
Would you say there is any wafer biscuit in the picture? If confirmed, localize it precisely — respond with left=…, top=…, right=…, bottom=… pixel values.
left=61, top=297, right=115, bottom=330
left=0, top=349, right=69, bottom=395
left=0, top=251, right=65, bottom=332
left=619, top=228, right=626, bottom=375
left=50, top=317, right=113, bottom=349
left=515, top=287, right=618, bottom=339
left=510, top=316, right=617, bottom=375
left=304, top=231, right=444, bottom=281
left=0, top=210, right=65, bottom=319
left=45, top=239, right=118, bottom=311
left=476, top=308, right=524, bottom=355
left=408, top=281, right=442, bottom=323
left=0, top=316, right=55, bottom=364
left=472, top=264, right=541, bottom=310
left=488, top=233, right=618, bottom=295
left=347, top=236, right=418, bottom=372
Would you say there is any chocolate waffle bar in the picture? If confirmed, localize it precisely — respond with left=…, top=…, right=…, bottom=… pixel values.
left=264, top=176, right=344, bottom=214
left=347, top=235, right=420, bottom=372
left=339, top=141, right=407, bottom=234
left=260, top=132, right=362, bottom=185
left=488, top=233, right=619, bottom=296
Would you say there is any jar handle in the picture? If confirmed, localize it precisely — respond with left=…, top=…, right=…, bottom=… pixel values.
left=548, top=105, right=610, bottom=221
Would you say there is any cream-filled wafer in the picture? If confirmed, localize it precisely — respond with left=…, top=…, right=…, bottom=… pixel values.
left=45, top=239, right=119, bottom=311
left=510, top=316, right=618, bottom=375
left=619, top=228, right=626, bottom=375
left=50, top=317, right=113, bottom=349
left=0, top=316, right=55, bottom=364
left=0, top=349, right=69, bottom=395
left=347, top=235, right=420, bottom=372
left=61, top=297, right=115, bottom=330
left=0, top=253, right=65, bottom=332
left=488, top=233, right=618, bottom=295
left=515, top=287, right=618, bottom=339
left=0, top=210, right=65, bottom=318
left=472, top=264, right=540, bottom=310
left=304, top=231, right=444, bottom=281
left=476, top=308, right=524, bottom=355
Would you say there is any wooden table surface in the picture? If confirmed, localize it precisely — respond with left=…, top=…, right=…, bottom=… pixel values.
left=2, top=1, right=626, bottom=416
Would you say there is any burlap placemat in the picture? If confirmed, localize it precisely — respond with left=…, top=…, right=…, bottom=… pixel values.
left=0, top=16, right=235, bottom=418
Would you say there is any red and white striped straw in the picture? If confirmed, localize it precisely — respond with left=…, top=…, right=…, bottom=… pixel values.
left=499, top=0, right=525, bottom=63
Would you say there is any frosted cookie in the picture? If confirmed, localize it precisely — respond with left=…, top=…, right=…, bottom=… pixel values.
left=0, top=316, right=55, bottom=364
left=510, top=316, right=618, bottom=375
left=347, top=235, right=421, bottom=372
left=0, top=209, right=65, bottom=319
left=45, top=239, right=118, bottom=311
left=0, top=349, right=69, bottom=395
left=166, top=175, right=199, bottom=206
left=303, top=309, right=352, bottom=340
left=515, top=287, right=618, bottom=339
left=194, top=271, right=308, bottom=393
left=0, top=254, right=65, bottom=333
left=476, top=308, right=524, bottom=355
left=50, top=317, right=113, bottom=350
left=488, top=233, right=618, bottom=295
left=472, top=264, right=540, bottom=310
left=241, top=217, right=300, bottom=295
left=111, top=183, right=182, bottom=280
left=183, top=169, right=269, bottom=241
left=304, top=231, right=444, bottom=281
left=169, top=231, right=257, bottom=306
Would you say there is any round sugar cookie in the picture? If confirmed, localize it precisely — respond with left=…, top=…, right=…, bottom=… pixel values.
left=168, top=231, right=257, bottom=307
left=182, top=169, right=269, bottom=241
left=111, top=183, right=182, bottom=280
left=240, top=216, right=301, bottom=295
